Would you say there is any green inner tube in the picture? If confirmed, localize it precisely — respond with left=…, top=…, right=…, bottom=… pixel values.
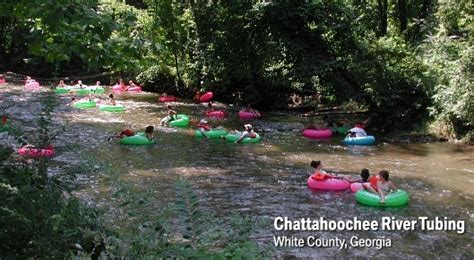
left=332, top=126, right=349, bottom=135
left=224, top=133, right=262, bottom=143
left=195, top=129, right=228, bottom=139
left=73, top=101, right=96, bottom=109
left=169, top=114, right=190, bottom=127
left=74, top=89, right=91, bottom=95
left=355, top=189, right=409, bottom=207
left=93, top=87, right=105, bottom=94
left=120, top=132, right=156, bottom=145
left=0, top=124, right=9, bottom=132
left=99, top=104, right=125, bottom=112
left=54, top=87, right=69, bottom=94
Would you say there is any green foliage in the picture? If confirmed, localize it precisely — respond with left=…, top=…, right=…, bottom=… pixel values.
left=1, top=0, right=471, bottom=137
left=420, top=0, right=473, bottom=138
left=125, top=177, right=266, bottom=258
left=0, top=91, right=105, bottom=258
left=0, top=150, right=104, bottom=258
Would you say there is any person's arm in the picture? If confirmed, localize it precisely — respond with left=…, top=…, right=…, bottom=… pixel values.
left=390, top=182, right=398, bottom=191
left=342, top=177, right=359, bottom=183
left=377, top=183, right=385, bottom=204
left=147, top=133, right=154, bottom=141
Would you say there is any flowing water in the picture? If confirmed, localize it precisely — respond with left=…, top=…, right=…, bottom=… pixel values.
left=1, top=85, right=473, bottom=258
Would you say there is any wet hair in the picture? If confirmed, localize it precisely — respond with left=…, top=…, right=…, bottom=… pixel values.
left=22, top=142, right=28, bottom=146
left=310, top=160, right=321, bottom=168
left=379, top=170, right=389, bottom=181
left=109, top=94, right=114, bottom=98
left=360, top=169, right=370, bottom=182
left=167, top=105, right=172, bottom=109
left=145, top=125, right=154, bottom=134
left=208, top=102, right=213, bottom=107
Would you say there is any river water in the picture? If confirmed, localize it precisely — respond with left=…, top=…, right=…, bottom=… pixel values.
left=1, top=85, right=473, bottom=258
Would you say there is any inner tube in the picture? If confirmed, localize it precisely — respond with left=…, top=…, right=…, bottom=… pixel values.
left=18, top=147, right=54, bottom=158
left=307, top=175, right=350, bottom=191
left=332, top=126, right=349, bottom=135
left=169, top=114, right=190, bottom=127
left=343, top=136, right=376, bottom=145
left=195, top=129, right=227, bottom=139
left=199, top=92, right=213, bottom=102
left=99, top=104, right=125, bottom=112
left=54, top=87, right=69, bottom=94
left=205, top=110, right=226, bottom=118
left=112, top=85, right=142, bottom=92
left=73, top=100, right=96, bottom=109
left=74, top=89, right=91, bottom=95
left=0, top=78, right=6, bottom=84
left=159, top=96, right=177, bottom=102
left=303, top=128, right=333, bottom=139
left=25, top=82, right=40, bottom=91
left=238, top=110, right=261, bottom=119
left=112, top=85, right=124, bottom=91
left=127, top=86, right=142, bottom=92
left=0, top=124, right=9, bottom=132
left=120, top=132, right=156, bottom=145
left=224, top=133, right=262, bottom=143
left=355, top=189, right=409, bottom=207
left=350, top=183, right=364, bottom=193
left=86, top=86, right=105, bottom=94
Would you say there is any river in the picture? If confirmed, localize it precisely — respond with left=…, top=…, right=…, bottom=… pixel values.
left=1, top=84, right=473, bottom=258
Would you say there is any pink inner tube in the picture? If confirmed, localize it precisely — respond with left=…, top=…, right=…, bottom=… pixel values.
left=18, top=148, right=54, bottom=158
left=0, top=79, right=6, bottom=84
left=127, top=86, right=142, bottom=92
left=350, top=182, right=364, bottom=193
left=307, top=175, right=350, bottom=191
left=159, top=96, right=177, bottom=102
left=25, top=82, right=40, bottom=90
left=303, top=128, right=333, bottom=139
left=112, top=85, right=142, bottom=92
left=238, top=110, right=261, bottom=119
left=112, top=84, right=123, bottom=90
left=206, top=110, right=226, bottom=118
left=199, top=92, right=214, bottom=102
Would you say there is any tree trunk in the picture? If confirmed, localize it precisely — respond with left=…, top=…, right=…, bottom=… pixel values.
left=398, top=0, right=408, bottom=34
left=377, top=0, right=388, bottom=37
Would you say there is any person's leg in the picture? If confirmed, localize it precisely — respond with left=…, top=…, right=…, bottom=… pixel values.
left=236, top=131, right=249, bottom=143
left=160, top=116, right=170, bottom=126
left=199, top=128, right=209, bottom=139
left=363, top=183, right=377, bottom=194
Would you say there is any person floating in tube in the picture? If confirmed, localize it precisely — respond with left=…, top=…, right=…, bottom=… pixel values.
left=193, top=87, right=202, bottom=103
left=243, top=105, right=261, bottom=117
left=107, top=126, right=155, bottom=142
left=206, top=102, right=215, bottom=114
left=197, top=119, right=225, bottom=139
left=362, top=170, right=398, bottom=204
left=160, top=105, right=178, bottom=127
left=197, top=119, right=212, bottom=138
left=108, top=94, right=116, bottom=105
left=233, top=124, right=257, bottom=143
left=345, top=122, right=367, bottom=137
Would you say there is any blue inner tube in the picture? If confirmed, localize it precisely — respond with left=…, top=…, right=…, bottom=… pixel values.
left=343, top=135, right=375, bottom=145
